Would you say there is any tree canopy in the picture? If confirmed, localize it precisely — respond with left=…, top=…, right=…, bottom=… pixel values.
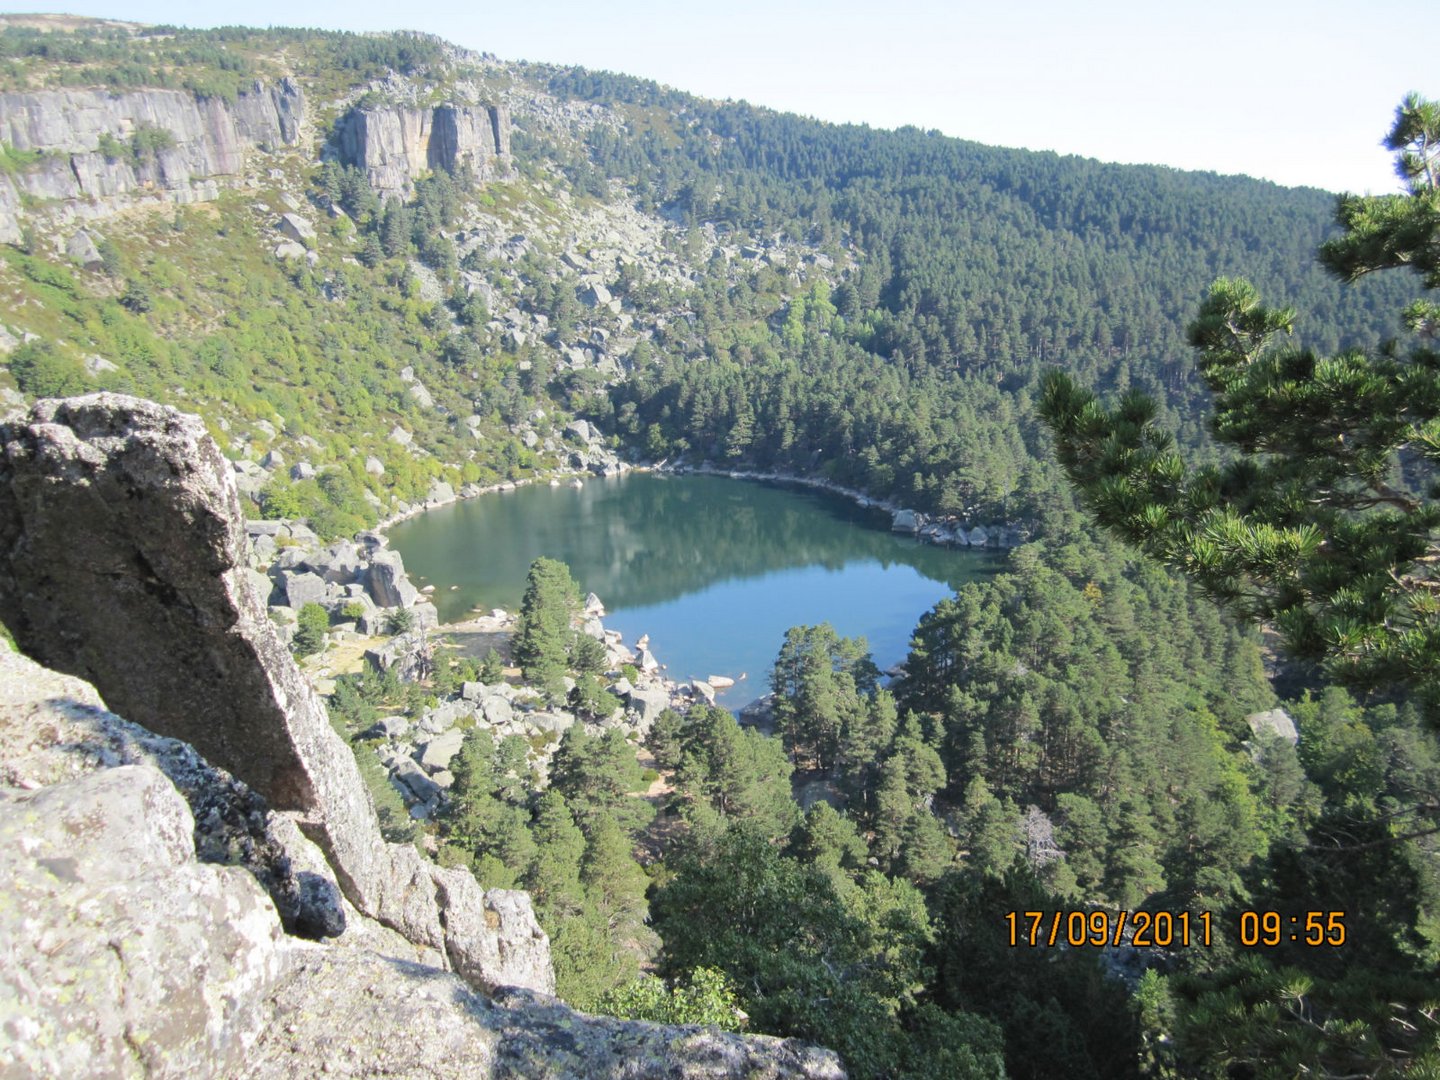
left=1039, top=95, right=1440, bottom=712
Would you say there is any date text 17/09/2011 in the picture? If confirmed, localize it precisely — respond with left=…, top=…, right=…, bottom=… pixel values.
left=1003, top=910, right=1348, bottom=949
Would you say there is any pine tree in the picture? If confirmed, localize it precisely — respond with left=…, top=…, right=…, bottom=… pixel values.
left=513, top=556, right=581, bottom=693
left=479, top=647, right=506, bottom=684
left=549, top=726, right=653, bottom=835
left=292, top=602, right=329, bottom=657
left=790, top=802, right=868, bottom=884
left=526, top=789, right=586, bottom=915
left=644, top=707, right=686, bottom=771
left=1039, top=95, right=1440, bottom=711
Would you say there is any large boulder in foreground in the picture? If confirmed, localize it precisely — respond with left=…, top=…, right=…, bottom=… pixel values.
left=0, top=395, right=315, bottom=806
left=0, top=394, right=549, bottom=994
left=0, top=639, right=343, bottom=941
left=0, top=640, right=846, bottom=1078
left=1, top=758, right=290, bottom=1078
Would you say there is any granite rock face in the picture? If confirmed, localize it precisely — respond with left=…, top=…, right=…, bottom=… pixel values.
left=0, top=394, right=324, bottom=807
left=0, top=641, right=845, bottom=1078
left=335, top=102, right=509, bottom=196
left=0, top=80, right=304, bottom=242
left=0, top=394, right=551, bottom=996
left=242, top=953, right=847, bottom=1080
left=0, top=640, right=342, bottom=939
left=1, top=762, right=292, bottom=1079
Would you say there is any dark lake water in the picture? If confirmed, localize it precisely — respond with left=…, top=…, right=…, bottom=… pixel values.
left=387, top=473, right=999, bottom=708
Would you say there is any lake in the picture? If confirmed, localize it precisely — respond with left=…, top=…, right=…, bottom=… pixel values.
left=386, top=472, right=1000, bottom=708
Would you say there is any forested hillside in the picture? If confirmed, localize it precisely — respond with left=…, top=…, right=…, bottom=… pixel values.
left=2, top=18, right=1437, bottom=1079
left=0, top=21, right=1417, bottom=526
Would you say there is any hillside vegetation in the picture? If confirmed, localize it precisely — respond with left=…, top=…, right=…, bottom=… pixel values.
left=2, top=19, right=1437, bottom=1079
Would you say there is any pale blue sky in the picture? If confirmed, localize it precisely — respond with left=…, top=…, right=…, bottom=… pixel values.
left=3, top=1, right=1433, bottom=193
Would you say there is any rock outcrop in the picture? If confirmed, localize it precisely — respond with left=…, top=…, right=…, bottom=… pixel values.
left=1246, top=707, right=1299, bottom=746
left=336, top=102, right=509, bottom=196
left=2, top=759, right=293, bottom=1078
left=0, top=394, right=549, bottom=995
left=0, top=395, right=845, bottom=1078
left=0, top=641, right=343, bottom=941
left=0, top=80, right=305, bottom=242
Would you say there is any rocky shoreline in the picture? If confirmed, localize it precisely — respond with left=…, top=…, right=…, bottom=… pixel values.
left=249, top=450, right=1023, bottom=828
left=654, top=462, right=1028, bottom=550
left=363, top=452, right=1029, bottom=553
left=244, top=516, right=698, bottom=827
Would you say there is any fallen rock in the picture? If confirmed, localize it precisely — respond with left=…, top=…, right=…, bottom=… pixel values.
left=422, top=699, right=472, bottom=734
left=363, top=631, right=431, bottom=682
left=892, top=509, right=921, bottom=533
left=393, top=757, right=442, bottom=803
left=281, top=570, right=329, bottom=610
left=1246, top=707, right=1299, bottom=745
left=627, top=685, right=671, bottom=727
left=368, top=715, right=410, bottom=740
left=278, top=212, right=316, bottom=246
left=481, top=695, right=514, bottom=727
left=367, top=549, right=419, bottom=608
left=418, top=727, right=467, bottom=772
left=302, top=541, right=364, bottom=585
left=529, top=710, right=578, bottom=735
left=412, top=599, right=440, bottom=628
left=67, top=227, right=104, bottom=270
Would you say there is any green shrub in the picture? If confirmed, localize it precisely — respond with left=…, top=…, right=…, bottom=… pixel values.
left=292, top=602, right=329, bottom=657
left=479, top=647, right=505, bottom=683
left=7, top=340, right=87, bottom=398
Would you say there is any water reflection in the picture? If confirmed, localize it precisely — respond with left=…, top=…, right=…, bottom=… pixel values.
left=390, top=473, right=992, bottom=621
left=387, top=473, right=999, bottom=705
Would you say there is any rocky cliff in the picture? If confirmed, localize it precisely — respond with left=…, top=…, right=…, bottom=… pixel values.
left=0, top=79, right=304, bottom=243
left=335, top=102, right=509, bottom=195
left=0, top=394, right=550, bottom=993
left=0, top=393, right=845, bottom=1077
left=0, top=641, right=845, bottom=1078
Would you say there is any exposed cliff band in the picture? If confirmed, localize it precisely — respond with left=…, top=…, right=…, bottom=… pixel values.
left=335, top=102, right=510, bottom=196
left=0, top=79, right=304, bottom=242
